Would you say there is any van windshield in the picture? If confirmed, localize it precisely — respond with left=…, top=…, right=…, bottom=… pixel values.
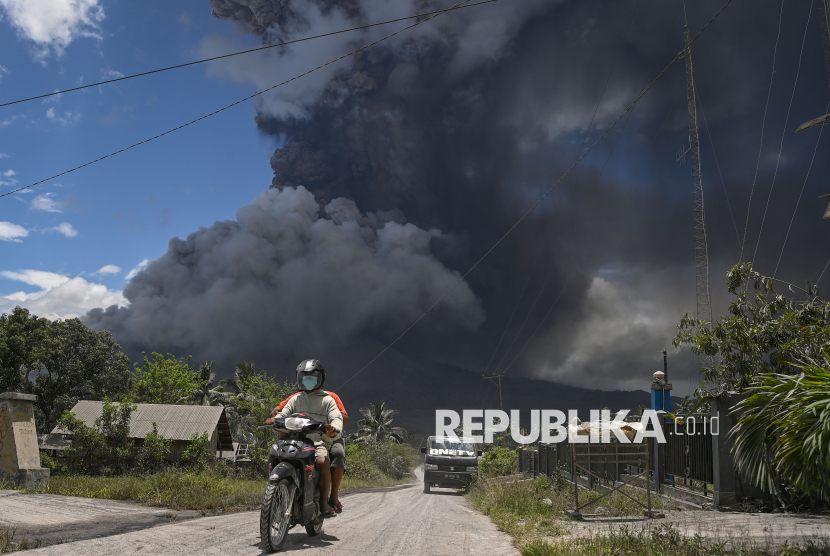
left=428, top=439, right=477, bottom=456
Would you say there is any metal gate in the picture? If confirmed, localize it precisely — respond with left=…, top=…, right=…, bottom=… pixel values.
left=665, top=414, right=714, bottom=495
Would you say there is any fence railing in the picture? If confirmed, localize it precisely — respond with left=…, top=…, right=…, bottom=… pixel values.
left=516, top=413, right=716, bottom=502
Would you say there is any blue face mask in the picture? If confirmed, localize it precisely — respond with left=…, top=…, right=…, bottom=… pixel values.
left=302, top=376, right=318, bottom=390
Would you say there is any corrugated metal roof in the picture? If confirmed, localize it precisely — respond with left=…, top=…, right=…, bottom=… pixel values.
left=51, top=401, right=234, bottom=450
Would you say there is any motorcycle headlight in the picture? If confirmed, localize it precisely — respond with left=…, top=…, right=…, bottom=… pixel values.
left=285, top=416, right=309, bottom=431
left=466, top=466, right=478, bottom=472
left=425, top=464, right=438, bottom=470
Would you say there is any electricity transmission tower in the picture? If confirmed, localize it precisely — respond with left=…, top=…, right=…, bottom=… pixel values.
left=797, top=0, right=830, bottom=132
left=682, top=22, right=714, bottom=377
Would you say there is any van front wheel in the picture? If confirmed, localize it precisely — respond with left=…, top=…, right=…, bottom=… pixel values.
left=423, top=481, right=430, bottom=494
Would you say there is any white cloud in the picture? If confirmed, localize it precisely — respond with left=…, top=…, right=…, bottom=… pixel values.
left=0, top=0, right=105, bottom=59
left=45, top=222, right=77, bottom=237
left=0, top=168, right=17, bottom=188
left=101, top=68, right=124, bottom=80
left=45, top=106, right=80, bottom=126
left=0, top=153, right=9, bottom=158
left=0, top=65, right=7, bottom=82
left=125, top=259, right=149, bottom=280
left=93, top=264, right=121, bottom=276
left=31, top=192, right=62, bottom=212
left=0, top=114, right=25, bottom=128
left=0, top=222, right=28, bottom=242
left=0, top=270, right=69, bottom=289
left=0, top=269, right=126, bottom=320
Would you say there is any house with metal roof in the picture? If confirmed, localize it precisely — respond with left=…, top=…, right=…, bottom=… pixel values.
left=51, top=401, right=234, bottom=460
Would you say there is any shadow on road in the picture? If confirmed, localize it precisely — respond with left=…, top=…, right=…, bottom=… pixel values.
left=424, top=489, right=465, bottom=497
left=281, top=532, right=339, bottom=552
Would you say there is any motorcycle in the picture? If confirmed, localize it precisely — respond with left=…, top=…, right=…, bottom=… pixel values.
left=260, top=413, right=333, bottom=552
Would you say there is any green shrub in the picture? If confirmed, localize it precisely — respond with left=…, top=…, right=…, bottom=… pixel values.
left=136, top=423, right=170, bottom=475
left=182, top=432, right=212, bottom=472
left=56, top=399, right=135, bottom=475
left=479, top=446, right=518, bottom=477
left=344, top=442, right=385, bottom=481
left=39, top=452, right=66, bottom=475
left=360, top=441, right=419, bottom=480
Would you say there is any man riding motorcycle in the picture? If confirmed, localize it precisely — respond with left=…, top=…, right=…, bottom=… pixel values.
left=269, top=388, right=348, bottom=513
left=266, top=359, right=342, bottom=518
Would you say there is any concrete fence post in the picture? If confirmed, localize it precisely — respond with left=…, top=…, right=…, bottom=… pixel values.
left=712, top=393, right=774, bottom=505
left=711, top=394, right=738, bottom=506
left=0, top=392, right=50, bottom=488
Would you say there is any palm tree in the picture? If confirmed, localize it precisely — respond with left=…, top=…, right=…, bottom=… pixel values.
left=219, top=361, right=258, bottom=396
left=220, top=361, right=267, bottom=443
left=730, top=354, right=830, bottom=504
left=178, top=361, right=227, bottom=406
left=353, top=401, right=407, bottom=444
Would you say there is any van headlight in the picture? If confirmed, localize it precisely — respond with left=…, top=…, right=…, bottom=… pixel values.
left=466, top=466, right=478, bottom=472
left=425, top=464, right=438, bottom=470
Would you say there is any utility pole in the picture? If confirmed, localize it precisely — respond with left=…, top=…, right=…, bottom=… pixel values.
left=482, top=373, right=505, bottom=412
left=683, top=20, right=714, bottom=378
left=796, top=0, right=830, bottom=132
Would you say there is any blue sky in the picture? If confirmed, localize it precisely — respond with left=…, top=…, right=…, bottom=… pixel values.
left=0, top=0, right=276, bottom=318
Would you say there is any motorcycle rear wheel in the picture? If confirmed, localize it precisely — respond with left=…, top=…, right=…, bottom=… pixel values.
left=260, top=479, right=294, bottom=552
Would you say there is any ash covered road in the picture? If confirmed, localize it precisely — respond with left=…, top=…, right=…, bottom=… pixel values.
left=21, top=474, right=518, bottom=556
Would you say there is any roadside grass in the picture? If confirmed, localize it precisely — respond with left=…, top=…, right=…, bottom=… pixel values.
left=0, top=526, right=40, bottom=553
left=469, top=478, right=830, bottom=556
left=468, top=476, right=669, bottom=543
left=26, top=468, right=265, bottom=513
left=521, top=525, right=830, bottom=556
left=467, top=477, right=570, bottom=543
left=19, top=467, right=416, bottom=513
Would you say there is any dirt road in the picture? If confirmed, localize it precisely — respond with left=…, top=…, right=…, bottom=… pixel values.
left=8, top=475, right=518, bottom=555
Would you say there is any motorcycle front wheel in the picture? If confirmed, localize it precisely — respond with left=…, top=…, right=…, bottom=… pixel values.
left=260, top=478, right=294, bottom=552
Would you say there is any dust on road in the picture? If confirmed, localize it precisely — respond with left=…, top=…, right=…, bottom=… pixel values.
left=13, top=478, right=518, bottom=555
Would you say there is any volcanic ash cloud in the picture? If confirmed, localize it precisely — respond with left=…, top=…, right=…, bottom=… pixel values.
left=85, top=186, right=485, bottom=363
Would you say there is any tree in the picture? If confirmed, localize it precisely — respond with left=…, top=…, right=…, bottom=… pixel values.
left=353, top=401, right=406, bottom=444
left=1, top=308, right=132, bottom=433
left=34, top=318, right=131, bottom=433
left=673, top=262, right=830, bottom=399
left=730, top=355, right=830, bottom=503
left=674, top=263, right=830, bottom=503
left=130, top=352, right=199, bottom=405
left=220, top=364, right=294, bottom=473
left=56, top=399, right=135, bottom=475
left=0, top=307, right=48, bottom=394
left=178, top=361, right=227, bottom=406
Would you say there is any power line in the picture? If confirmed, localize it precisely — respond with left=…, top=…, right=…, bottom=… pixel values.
left=773, top=98, right=829, bottom=277
left=337, top=0, right=735, bottom=390
left=0, top=0, right=479, bottom=200
left=501, top=0, right=735, bottom=378
left=751, top=0, right=814, bottom=263
left=492, top=264, right=556, bottom=375
left=740, top=0, right=785, bottom=262
left=816, top=253, right=830, bottom=286
left=488, top=0, right=644, bottom=377
left=482, top=244, right=542, bottom=376
left=697, top=94, right=741, bottom=254
left=0, top=0, right=498, bottom=109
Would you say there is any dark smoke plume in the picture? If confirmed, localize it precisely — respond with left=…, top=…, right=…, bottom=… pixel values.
left=89, top=0, right=830, bottom=396
left=86, top=187, right=484, bottom=364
